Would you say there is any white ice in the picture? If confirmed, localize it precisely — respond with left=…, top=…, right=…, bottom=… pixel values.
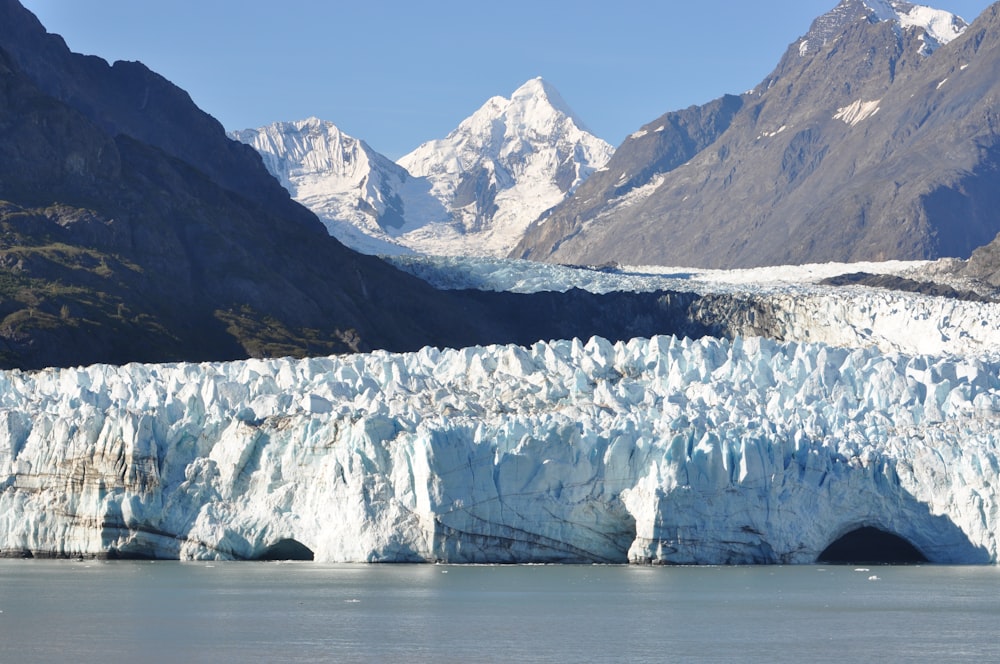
left=0, top=257, right=997, bottom=563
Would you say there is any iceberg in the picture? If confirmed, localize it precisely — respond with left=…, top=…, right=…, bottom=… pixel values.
left=0, top=333, right=996, bottom=563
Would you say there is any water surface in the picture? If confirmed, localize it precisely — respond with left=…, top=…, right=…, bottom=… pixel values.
left=1, top=562, right=997, bottom=663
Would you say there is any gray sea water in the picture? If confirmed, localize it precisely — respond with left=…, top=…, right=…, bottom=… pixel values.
left=0, top=561, right=997, bottom=663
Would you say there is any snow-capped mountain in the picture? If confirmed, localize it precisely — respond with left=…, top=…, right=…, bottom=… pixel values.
left=396, top=77, right=613, bottom=256
left=235, top=79, right=612, bottom=257
left=514, top=0, right=999, bottom=269
left=230, top=118, right=446, bottom=255
left=800, top=0, right=966, bottom=56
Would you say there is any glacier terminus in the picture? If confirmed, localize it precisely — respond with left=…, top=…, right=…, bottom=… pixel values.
left=0, top=261, right=997, bottom=564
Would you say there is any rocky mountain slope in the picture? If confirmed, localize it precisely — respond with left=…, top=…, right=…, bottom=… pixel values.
left=513, top=0, right=1000, bottom=269
left=963, top=225, right=1000, bottom=286
left=0, top=0, right=701, bottom=369
left=235, top=78, right=612, bottom=258
left=0, top=0, right=471, bottom=367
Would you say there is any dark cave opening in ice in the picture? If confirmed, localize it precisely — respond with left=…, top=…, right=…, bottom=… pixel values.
left=817, top=526, right=928, bottom=564
left=255, top=539, right=315, bottom=561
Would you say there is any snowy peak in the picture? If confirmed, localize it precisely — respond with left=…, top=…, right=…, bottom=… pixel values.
left=800, top=0, right=967, bottom=56
left=396, top=77, right=613, bottom=256
left=235, top=79, right=611, bottom=258
left=231, top=118, right=427, bottom=254
left=402, top=76, right=607, bottom=178
left=508, top=76, right=592, bottom=133
left=231, top=117, right=389, bottom=189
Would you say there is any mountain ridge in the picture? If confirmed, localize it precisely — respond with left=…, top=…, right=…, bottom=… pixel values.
left=512, top=0, right=1000, bottom=269
left=0, top=0, right=711, bottom=369
left=231, top=117, right=433, bottom=255
left=235, top=77, right=613, bottom=258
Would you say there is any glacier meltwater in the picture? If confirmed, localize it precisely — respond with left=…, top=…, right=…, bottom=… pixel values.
left=0, top=334, right=996, bottom=563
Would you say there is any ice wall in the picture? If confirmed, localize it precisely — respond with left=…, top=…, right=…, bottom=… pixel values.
left=0, top=335, right=997, bottom=563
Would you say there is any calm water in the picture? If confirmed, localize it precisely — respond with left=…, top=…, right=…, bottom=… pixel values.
left=1, top=561, right=998, bottom=663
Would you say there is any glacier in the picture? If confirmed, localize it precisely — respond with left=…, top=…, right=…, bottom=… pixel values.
left=0, top=327, right=997, bottom=563
left=386, top=256, right=1000, bottom=358
left=1, top=257, right=998, bottom=564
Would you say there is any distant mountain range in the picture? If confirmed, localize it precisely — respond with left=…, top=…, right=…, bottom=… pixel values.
left=233, top=78, right=612, bottom=257
left=237, top=1, right=1000, bottom=276
left=2, top=0, right=1000, bottom=369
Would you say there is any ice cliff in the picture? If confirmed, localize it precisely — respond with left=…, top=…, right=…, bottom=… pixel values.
left=1, top=333, right=996, bottom=563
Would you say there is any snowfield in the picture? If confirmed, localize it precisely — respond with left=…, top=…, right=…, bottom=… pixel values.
left=0, top=258, right=998, bottom=564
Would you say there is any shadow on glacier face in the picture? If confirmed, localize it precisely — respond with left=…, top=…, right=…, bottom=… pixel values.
left=806, top=468, right=993, bottom=566
left=817, top=526, right=927, bottom=565
left=631, top=450, right=993, bottom=565
left=423, top=426, right=637, bottom=564
left=91, top=425, right=313, bottom=561
left=254, top=538, right=315, bottom=561
left=99, top=511, right=181, bottom=560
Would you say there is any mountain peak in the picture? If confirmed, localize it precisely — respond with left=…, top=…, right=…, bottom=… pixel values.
left=799, top=0, right=967, bottom=57
left=441, top=77, right=593, bottom=142
left=509, top=76, right=590, bottom=133
left=510, top=77, right=560, bottom=104
left=512, top=76, right=551, bottom=96
left=865, top=0, right=967, bottom=46
left=392, top=78, right=613, bottom=256
left=400, top=77, right=610, bottom=176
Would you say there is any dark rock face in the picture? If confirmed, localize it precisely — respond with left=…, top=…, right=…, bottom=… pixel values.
left=963, top=222, right=1000, bottom=287
left=0, top=0, right=316, bottom=233
left=515, top=1, right=1000, bottom=269
left=819, top=272, right=997, bottom=301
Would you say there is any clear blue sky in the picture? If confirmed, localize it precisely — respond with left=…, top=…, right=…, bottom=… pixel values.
left=19, top=0, right=996, bottom=159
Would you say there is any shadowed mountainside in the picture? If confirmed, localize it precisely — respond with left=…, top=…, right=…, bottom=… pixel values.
left=0, top=0, right=717, bottom=369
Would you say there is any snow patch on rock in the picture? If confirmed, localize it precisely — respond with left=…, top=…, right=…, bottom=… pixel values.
left=896, top=4, right=967, bottom=47
left=834, top=99, right=882, bottom=125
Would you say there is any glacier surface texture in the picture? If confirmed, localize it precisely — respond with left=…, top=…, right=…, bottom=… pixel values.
left=0, top=334, right=996, bottom=563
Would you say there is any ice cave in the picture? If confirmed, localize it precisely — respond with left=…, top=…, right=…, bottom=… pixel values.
left=255, top=539, right=316, bottom=561
left=817, top=527, right=929, bottom=565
